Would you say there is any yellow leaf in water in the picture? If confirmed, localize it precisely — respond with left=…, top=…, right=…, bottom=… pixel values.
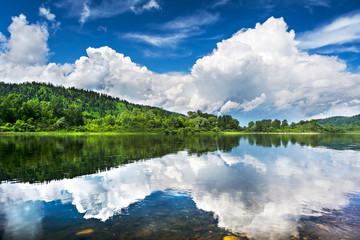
left=223, top=236, right=240, bottom=240
left=75, top=229, right=94, bottom=236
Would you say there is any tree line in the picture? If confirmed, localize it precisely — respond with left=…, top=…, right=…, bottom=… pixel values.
left=243, top=118, right=360, bottom=133
left=1, top=82, right=359, bottom=133
left=0, top=82, right=240, bottom=133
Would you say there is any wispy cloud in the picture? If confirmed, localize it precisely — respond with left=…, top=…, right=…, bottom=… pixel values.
left=39, top=6, right=61, bottom=32
left=315, top=46, right=360, bottom=54
left=124, top=11, right=219, bottom=48
left=131, top=0, right=160, bottom=14
left=87, top=0, right=161, bottom=22
left=97, top=26, right=107, bottom=32
left=210, top=0, right=332, bottom=11
left=298, top=12, right=360, bottom=50
left=39, top=7, right=56, bottom=21
left=58, top=0, right=161, bottom=24
left=80, top=2, right=90, bottom=24
left=161, top=11, right=219, bottom=32
left=212, top=0, right=231, bottom=8
left=303, top=0, right=331, bottom=11
left=143, top=49, right=192, bottom=58
left=123, top=33, right=187, bottom=47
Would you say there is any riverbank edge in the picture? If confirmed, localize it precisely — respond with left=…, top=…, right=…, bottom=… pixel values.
left=1, top=131, right=359, bottom=136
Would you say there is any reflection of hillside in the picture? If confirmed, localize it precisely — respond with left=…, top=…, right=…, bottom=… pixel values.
left=2, top=134, right=359, bottom=183
left=242, top=134, right=360, bottom=150
left=0, top=134, right=241, bottom=183
left=316, top=134, right=360, bottom=151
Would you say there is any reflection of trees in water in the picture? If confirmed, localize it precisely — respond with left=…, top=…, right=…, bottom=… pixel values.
left=1, top=134, right=359, bottom=183
left=185, top=135, right=241, bottom=156
left=0, top=134, right=242, bottom=183
left=242, top=134, right=360, bottom=150
left=244, top=134, right=323, bottom=148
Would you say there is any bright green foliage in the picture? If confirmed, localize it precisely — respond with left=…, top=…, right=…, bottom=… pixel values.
left=187, top=110, right=241, bottom=131
left=271, top=119, right=281, bottom=129
left=0, top=93, right=23, bottom=123
left=243, top=117, right=360, bottom=133
left=194, top=116, right=209, bottom=129
left=281, top=119, right=288, bottom=128
left=2, top=82, right=357, bottom=134
left=0, top=82, right=241, bottom=133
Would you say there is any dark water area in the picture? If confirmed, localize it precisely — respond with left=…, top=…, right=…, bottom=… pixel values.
left=1, top=134, right=360, bottom=239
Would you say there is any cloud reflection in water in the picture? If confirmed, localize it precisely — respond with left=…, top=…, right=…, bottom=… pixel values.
left=1, top=142, right=360, bottom=239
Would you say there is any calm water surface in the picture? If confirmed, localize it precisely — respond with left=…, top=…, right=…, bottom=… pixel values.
left=1, top=134, right=360, bottom=239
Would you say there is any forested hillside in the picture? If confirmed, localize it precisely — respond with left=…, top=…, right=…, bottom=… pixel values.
left=318, top=114, right=360, bottom=126
left=243, top=118, right=360, bottom=133
left=0, top=82, right=240, bottom=132
left=1, top=82, right=359, bottom=133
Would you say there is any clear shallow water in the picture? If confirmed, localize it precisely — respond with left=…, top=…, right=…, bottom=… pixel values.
left=1, top=134, right=360, bottom=239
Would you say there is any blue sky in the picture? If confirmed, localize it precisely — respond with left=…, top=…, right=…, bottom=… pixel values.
left=1, top=0, right=360, bottom=124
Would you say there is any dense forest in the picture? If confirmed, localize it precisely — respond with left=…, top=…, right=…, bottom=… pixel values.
left=317, top=114, right=360, bottom=126
left=0, top=82, right=240, bottom=133
left=0, top=82, right=359, bottom=133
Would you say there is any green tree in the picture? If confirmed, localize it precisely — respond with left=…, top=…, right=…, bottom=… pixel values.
left=53, top=117, right=67, bottom=129
left=65, top=105, right=84, bottom=126
left=21, top=99, right=42, bottom=121
left=0, top=94, right=23, bottom=123
left=281, top=119, right=289, bottom=128
left=254, top=121, right=264, bottom=132
left=50, top=96, right=64, bottom=118
left=194, top=116, right=209, bottom=129
left=271, top=119, right=281, bottom=129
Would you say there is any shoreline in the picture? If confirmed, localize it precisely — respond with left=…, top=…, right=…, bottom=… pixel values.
left=1, top=131, right=358, bottom=136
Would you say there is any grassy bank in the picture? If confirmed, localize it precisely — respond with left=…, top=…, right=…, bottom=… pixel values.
left=2, top=131, right=358, bottom=136
left=0, top=131, right=165, bottom=136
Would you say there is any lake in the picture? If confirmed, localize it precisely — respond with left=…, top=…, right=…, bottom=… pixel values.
left=1, top=134, right=360, bottom=239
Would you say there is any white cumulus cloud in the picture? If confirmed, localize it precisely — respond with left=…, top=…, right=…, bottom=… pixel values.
left=220, top=94, right=267, bottom=113
left=191, top=17, right=360, bottom=117
left=0, top=14, right=49, bottom=65
left=0, top=32, right=6, bottom=42
left=0, top=15, right=360, bottom=119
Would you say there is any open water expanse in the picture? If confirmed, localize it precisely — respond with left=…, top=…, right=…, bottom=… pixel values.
left=1, top=134, right=360, bottom=240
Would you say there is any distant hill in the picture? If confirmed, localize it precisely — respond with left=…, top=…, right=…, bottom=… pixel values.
left=317, top=114, right=360, bottom=126
left=0, top=81, right=177, bottom=119
left=0, top=81, right=240, bottom=132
